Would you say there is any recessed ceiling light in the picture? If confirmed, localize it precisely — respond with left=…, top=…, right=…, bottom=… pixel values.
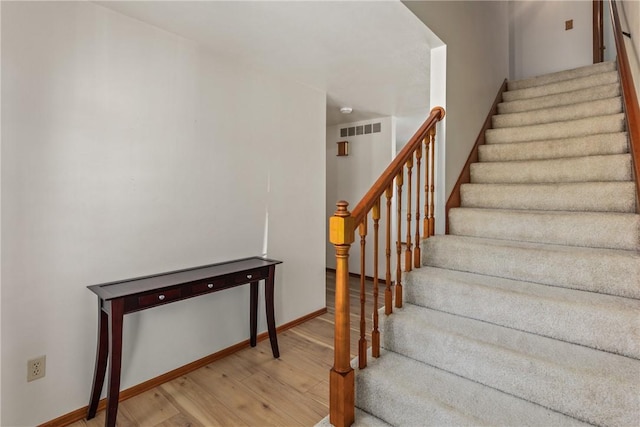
left=340, top=107, right=353, bottom=114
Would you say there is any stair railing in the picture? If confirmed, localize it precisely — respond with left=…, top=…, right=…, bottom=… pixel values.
left=609, top=0, right=640, bottom=210
left=328, top=106, right=445, bottom=427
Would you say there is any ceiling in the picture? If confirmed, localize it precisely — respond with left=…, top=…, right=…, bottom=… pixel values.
left=95, top=0, right=440, bottom=126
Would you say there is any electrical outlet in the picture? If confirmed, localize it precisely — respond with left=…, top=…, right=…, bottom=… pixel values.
left=27, top=355, right=46, bottom=382
left=565, top=19, right=573, bottom=30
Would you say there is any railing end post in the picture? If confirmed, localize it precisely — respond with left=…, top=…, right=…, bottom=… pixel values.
left=330, top=368, right=355, bottom=427
left=330, top=200, right=355, bottom=427
left=330, top=201, right=355, bottom=246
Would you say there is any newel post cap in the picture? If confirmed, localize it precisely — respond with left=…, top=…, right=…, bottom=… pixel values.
left=330, top=201, right=355, bottom=245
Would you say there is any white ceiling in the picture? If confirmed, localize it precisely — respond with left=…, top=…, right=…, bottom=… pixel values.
left=95, top=0, right=440, bottom=126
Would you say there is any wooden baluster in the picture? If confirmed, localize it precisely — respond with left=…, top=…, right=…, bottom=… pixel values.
left=329, top=201, right=355, bottom=427
left=428, top=127, right=436, bottom=237
left=404, top=156, right=413, bottom=272
left=372, top=200, right=381, bottom=357
left=395, top=167, right=404, bottom=308
left=384, top=185, right=393, bottom=315
left=414, top=146, right=422, bottom=268
left=423, top=137, right=430, bottom=238
left=358, top=218, right=367, bottom=369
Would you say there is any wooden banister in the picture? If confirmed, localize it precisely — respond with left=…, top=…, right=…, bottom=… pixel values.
left=329, top=106, right=444, bottom=427
left=609, top=0, right=640, bottom=211
left=350, top=107, right=445, bottom=224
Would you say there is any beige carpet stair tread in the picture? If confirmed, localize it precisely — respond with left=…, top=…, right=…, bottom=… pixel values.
left=478, top=132, right=628, bottom=162
left=507, top=61, right=616, bottom=91
left=503, top=71, right=619, bottom=102
left=380, top=304, right=639, bottom=427
left=485, top=113, right=625, bottom=144
left=404, top=266, right=640, bottom=358
left=448, top=207, right=640, bottom=250
left=470, top=153, right=632, bottom=184
left=492, top=96, right=622, bottom=128
left=498, top=83, right=621, bottom=114
left=315, top=409, right=390, bottom=427
left=354, top=350, right=589, bottom=427
left=460, top=182, right=637, bottom=212
left=422, top=235, right=640, bottom=299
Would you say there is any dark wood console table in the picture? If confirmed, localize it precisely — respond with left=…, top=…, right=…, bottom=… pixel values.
left=86, top=257, right=282, bottom=427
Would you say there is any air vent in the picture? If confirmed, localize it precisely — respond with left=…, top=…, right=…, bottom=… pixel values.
left=340, top=122, right=381, bottom=137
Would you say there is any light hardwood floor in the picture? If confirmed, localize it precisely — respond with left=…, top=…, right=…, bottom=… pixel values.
left=71, top=272, right=380, bottom=427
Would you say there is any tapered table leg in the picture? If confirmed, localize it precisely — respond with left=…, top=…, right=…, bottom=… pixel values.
left=265, top=265, right=279, bottom=358
left=250, top=281, right=258, bottom=347
left=87, top=301, right=108, bottom=419
left=105, top=299, right=124, bottom=427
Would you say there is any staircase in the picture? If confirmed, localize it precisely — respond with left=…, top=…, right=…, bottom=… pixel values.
left=345, top=62, right=640, bottom=426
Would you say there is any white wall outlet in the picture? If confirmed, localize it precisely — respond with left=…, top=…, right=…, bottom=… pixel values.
left=27, top=355, right=46, bottom=382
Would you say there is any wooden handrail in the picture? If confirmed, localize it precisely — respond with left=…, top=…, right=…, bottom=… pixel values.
left=328, top=106, right=445, bottom=427
left=609, top=0, right=640, bottom=211
left=351, top=107, right=446, bottom=224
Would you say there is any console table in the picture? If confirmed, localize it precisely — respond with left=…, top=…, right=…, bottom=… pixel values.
left=86, top=256, right=282, bottom=427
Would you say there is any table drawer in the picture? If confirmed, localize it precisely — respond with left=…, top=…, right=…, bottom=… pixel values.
left=234, top=268, right=267, bottom=284
left=138, top=288, right=182, bottom=308
left=191, top=279, right=228, bottom=295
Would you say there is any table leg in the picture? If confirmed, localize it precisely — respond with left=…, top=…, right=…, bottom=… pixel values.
left=250, top=281, right=258, bottom=347
left=265, top=265, right=279, bottom=358
left=87, top=301, right=108, bottom=419
left=105, top=299, right=124, bottom=427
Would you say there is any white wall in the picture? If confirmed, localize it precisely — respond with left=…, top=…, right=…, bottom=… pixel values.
left=510, top=0, right=593, bottom=80
left=620, top=0, right=640, bottom=100
left=1, top=2, right=326, bottom=425
left=402, top=1, right=509, bottom=203
left=604, top=1, right=616, bottom=62
left=0, top=1, right=3, bottom=421
left=326, top=117, right=395, bottom=277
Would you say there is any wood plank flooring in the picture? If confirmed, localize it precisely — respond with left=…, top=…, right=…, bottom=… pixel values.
left=70, top=272, right=381, bottom=427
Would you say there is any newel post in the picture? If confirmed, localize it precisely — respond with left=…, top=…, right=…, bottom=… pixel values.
left=329, top=201, right=355, bottom=427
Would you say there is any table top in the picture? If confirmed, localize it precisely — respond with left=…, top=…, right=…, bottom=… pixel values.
left=87, top=257, right=282, bottom=300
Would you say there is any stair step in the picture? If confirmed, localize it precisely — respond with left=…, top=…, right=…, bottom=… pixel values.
left=404, top=266, right=640, bottom=358
left=460, top=182, right=637, bottom=212
left=315, top=409, right=390, bottom=427
left=498, top=83, right=621, bottom=114
left=502, top=71, right=619, bottom=102
left=379, top=304, right=639, bottom=426
left=354, top=350, right=589, bottom=427
left=485, top=113, right=625, bottom=144
left=470, top=154, right=632, bottom=184
left=492, top=97, right=622, bottom=128
left=478, top=132, right=628, bottom=162
left=422, top=235, right=640, bottom=298
left=448, top=208, right=640, bottom=250
left=507, top=61, right=617, bottom=91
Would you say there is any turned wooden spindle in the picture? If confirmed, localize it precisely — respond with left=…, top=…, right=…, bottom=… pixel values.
left=384, top=185, right=393, bottom=315
left=372, top=199, right=381, bottom=357
left=405, top=156, right=413, bottom=273
left=395, top=168, right=404, bottom=308
left=329, top=201, right=355, bottom=427
left=428, top=127, right=436, bottom=237
left=423, top=136, right=430, bottom=237
left=358, top=218, right=367, bottom=369
left=414, top=145, right=423, bottom=268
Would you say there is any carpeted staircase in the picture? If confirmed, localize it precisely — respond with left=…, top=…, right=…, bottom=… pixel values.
left=346, top=61, right=640, bottom=426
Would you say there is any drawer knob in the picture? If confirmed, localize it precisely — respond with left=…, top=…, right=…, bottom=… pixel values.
left=158, top=294, right=165, bottom=301
left=247, top=274, right=253, bottom=279
left=207, top=283, right=214, bottom=289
